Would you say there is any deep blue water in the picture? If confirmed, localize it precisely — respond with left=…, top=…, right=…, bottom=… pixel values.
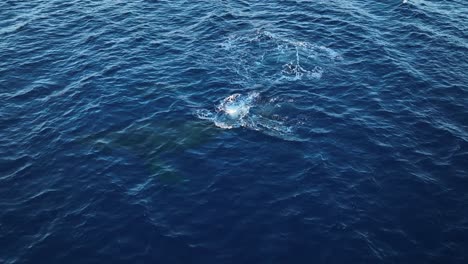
left=1, top=0, right=468, bottom=263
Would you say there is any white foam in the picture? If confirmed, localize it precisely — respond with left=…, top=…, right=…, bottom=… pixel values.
left=219, top=29, right=341, bottom=83
left=196, top=92, right=303, bottom=141
left=216, top=93, right=258, bottom=120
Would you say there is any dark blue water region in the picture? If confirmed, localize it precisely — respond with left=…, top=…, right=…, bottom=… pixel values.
left=1, top=0, right=468, bottom=263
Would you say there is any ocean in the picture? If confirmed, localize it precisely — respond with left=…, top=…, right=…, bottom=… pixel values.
left=1, top=0, right=467, bottom=263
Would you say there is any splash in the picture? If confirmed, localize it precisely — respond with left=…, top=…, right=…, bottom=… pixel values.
left=196, top=92, right=259, bottom=129
left=196, top=92, right=302, bottom=141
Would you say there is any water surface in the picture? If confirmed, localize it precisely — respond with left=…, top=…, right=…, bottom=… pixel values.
left=1, top=0, right=467, bottom=263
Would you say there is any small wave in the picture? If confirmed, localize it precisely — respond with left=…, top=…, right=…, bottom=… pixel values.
left=196, top=92, right=303, bottom=141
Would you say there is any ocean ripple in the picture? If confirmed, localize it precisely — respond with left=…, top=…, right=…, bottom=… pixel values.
left=1, top=0, right=468, bottom=263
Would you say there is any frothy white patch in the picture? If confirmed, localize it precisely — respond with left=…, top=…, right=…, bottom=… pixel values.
left=216, top=92, right=258, bottom=120
left=196, top=92, right=302, bottom=141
